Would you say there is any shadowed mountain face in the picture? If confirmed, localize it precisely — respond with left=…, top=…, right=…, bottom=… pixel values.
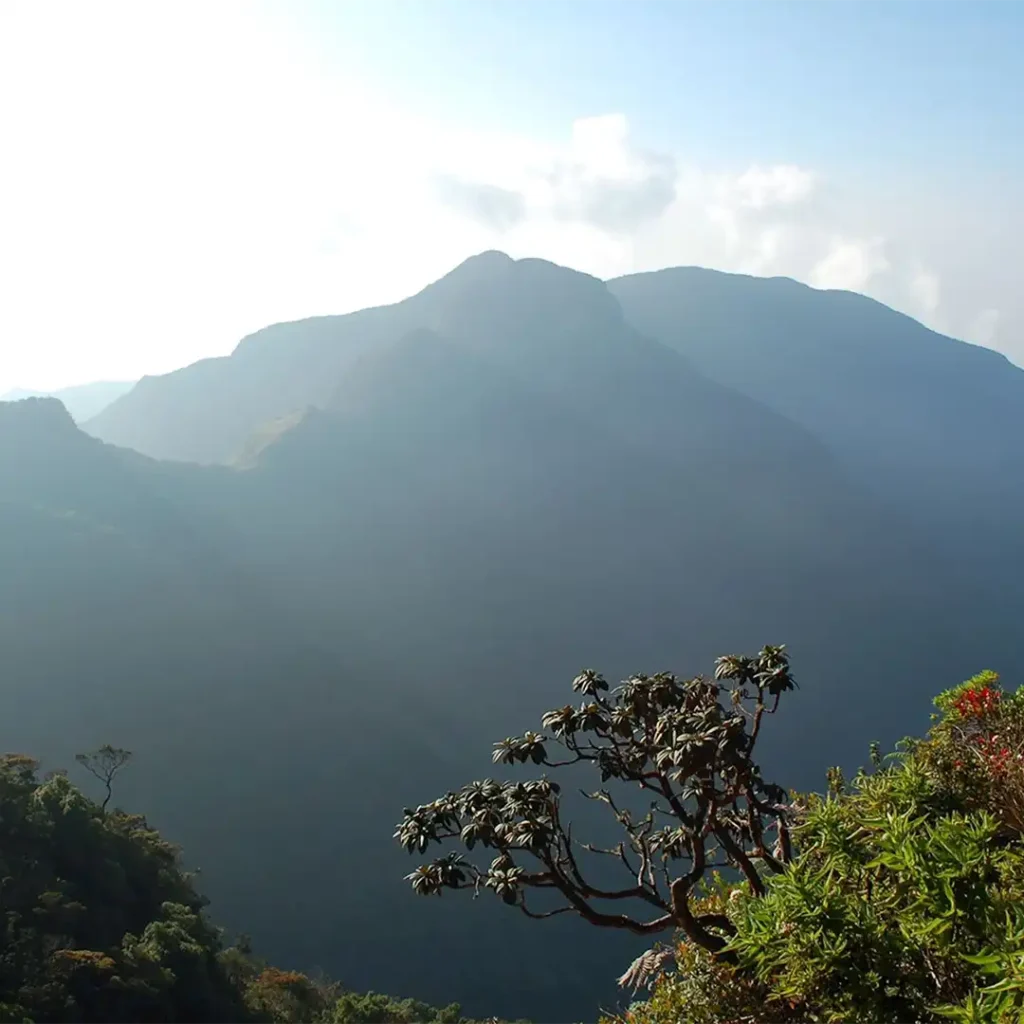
left=1, top=380, right=135, bottom=422
left=4, top=255, right=1023, bottom=1021
left=608, top=266, right=1024, bottom=675
left=608, top=268, right=1024, bottom=561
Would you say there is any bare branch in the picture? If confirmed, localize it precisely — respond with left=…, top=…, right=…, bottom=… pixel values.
left=74, top=745, right=132, bottom=812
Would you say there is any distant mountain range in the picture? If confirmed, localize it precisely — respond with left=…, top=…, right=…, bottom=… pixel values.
left=1, top=380, right=135, bottom=423
left=3, top=252, right=1023, bottom=1021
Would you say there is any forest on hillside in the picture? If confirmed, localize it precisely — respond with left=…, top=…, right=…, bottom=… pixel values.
left=0, top=744, right=523, bottom=1024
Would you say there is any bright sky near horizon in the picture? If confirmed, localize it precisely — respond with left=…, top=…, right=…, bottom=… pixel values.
left=1, top=0, right=1022, bottom=392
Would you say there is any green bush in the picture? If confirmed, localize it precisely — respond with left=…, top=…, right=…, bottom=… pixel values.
left=329, top=990, right=464, bottom=1022
left=603, top=670, right=1024, bottom=1024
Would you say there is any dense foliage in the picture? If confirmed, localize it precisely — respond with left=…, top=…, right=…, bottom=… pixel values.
left=0, top=752, right=512, bottom=1024
left=600, top=669, right=1024, bottom=1024
left=327, top=990, right=525, bottom=1024
left=0, top=751, right=252, bottom=1022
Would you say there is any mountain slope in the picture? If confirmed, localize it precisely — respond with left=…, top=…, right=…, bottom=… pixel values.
left=0, top=400, right=506, bottom=1015
left=83, top=302, right=426, bottom=463
left=608, top=267, right=1024, bottom=672
left=1, top=380, right=135, bottom=422
left=608, top=268, right=1024, bottom=545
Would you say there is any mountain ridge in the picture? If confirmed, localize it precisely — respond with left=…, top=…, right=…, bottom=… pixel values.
left=1, top=380, right=136, bottom=423
left=83, top=254, right=824, bottom=467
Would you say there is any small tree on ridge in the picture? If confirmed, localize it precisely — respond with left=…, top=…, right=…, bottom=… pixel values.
left=75, top=744, right=132, bottom=812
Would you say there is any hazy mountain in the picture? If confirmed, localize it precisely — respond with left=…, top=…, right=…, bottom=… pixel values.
left=608, top=267, right=1024, bottom=649
left=88, top=250, right=839, bottom=470
left=84, top=296, right=429, bottom=463
left=609, top=268, right=1024, bottom=544
left=2, top=379, right=136, bottom=422
left=4, top=255, right=1023, bottom=1020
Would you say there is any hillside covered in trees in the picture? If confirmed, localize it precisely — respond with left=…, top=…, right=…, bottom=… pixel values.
left=0, top=746, right=519, bottom=1023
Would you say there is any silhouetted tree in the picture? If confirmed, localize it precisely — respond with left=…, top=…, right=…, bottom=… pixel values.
left=75, top=744, right=132, bottom=811
left=396, top=646, right=796, bottom=956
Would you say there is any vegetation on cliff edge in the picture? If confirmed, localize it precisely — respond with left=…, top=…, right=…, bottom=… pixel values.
left=398, top=650, right=1024, bottom=1023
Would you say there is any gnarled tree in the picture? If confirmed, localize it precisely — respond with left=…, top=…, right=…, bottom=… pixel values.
left=395, top=646, right=797, bottom=957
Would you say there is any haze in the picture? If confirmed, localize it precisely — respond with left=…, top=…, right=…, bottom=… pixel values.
left=1, top=0, right=1022, bottom=394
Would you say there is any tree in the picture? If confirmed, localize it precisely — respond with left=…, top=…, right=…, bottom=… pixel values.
left=395, top=646, right=796, bottom=956
left=75, top=744, right=132, bottom=811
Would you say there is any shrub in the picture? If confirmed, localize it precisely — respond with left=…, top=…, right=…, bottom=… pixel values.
left=603, top=669, right=1024, bottom=1024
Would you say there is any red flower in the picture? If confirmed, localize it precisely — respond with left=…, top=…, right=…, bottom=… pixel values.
left=952, top=685, right=1001, bottom=719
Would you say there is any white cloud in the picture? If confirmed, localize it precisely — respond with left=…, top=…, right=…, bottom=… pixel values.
left=731, top=165, right=816, bottom=210
left=0, top=1, right=1020, bottom=392
left=546, top=115, right=677, bottom=232
left=810, top=238, right=890, bottom=292
left=970, top=308, right=1001, bottom=348
left=431, top=176, right=526, bottom=232
left=909, top=268, right=942, bottom=320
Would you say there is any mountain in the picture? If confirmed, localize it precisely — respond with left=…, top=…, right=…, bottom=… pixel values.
left=4, top=255, right=1022, bottom=1020
left=86, top=250, right=834, bottom=470
left=608, top=267, right=1024, bottom=541
left=2, top=379, right=136, bottom=422
left=0, top=398, right=517, bottom=1011
left=608, top=267, right=1024, bottom=655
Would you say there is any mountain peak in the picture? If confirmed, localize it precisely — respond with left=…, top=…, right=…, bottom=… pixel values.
left=0, top=397, right=86, bottom=464
left=424, top=250, right=516, bottom=292
left=0, top=396, right=77, bottom=434
left=418, top=250, right=616, bottom=325
left=455, top=249, right=515, bottom=270
left=2, top=381, right=136, bottom=424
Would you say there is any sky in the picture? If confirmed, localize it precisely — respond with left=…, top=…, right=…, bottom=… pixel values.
left=1, top=0, right=1022, bottom=392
